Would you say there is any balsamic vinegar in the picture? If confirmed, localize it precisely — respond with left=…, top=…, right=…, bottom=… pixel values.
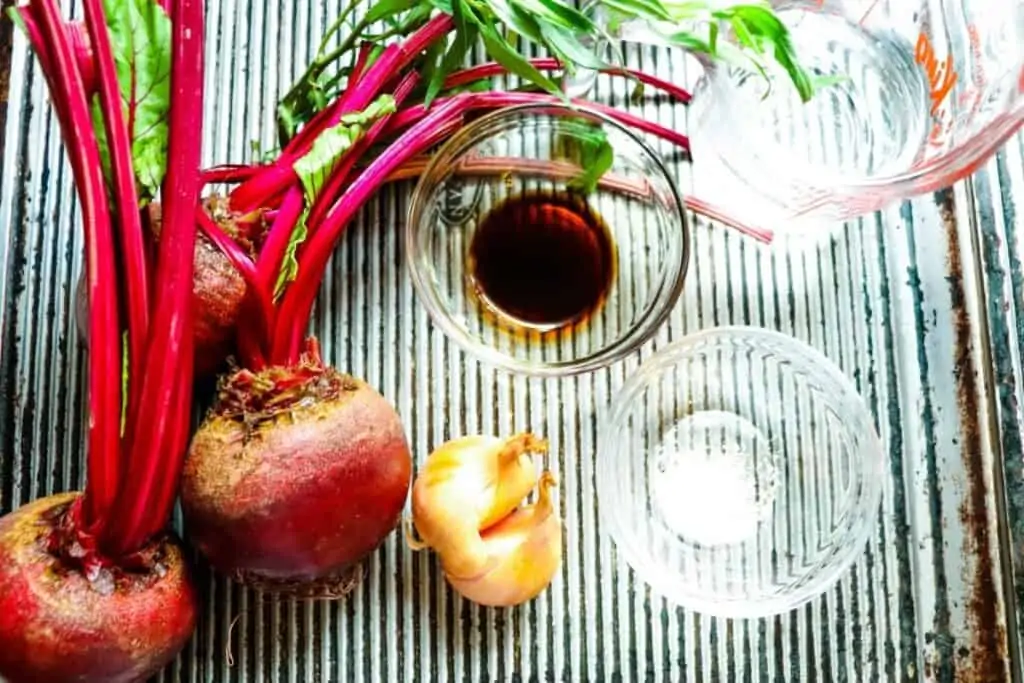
left=468, top=191, right=615, bottom=330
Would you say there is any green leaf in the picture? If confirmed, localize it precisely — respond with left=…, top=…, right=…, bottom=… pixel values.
left=419, top=35, right=448, bottom=97
left=293, top=94, right=396, bottom=203
left=562, top=123, right=614, bottom=195
left=274, top=209, right=310, bottom=300
left=363, top=2, right=435, bottom=41
left=427, top=30, right=476, bottom=104
left=487, top=0, right=547, bottom=46
left=727, top=14, right=759, bottom=51
left=663, top=30, right=712, bottom=54
left=364, top=0, right=420, bottom=25
left=7, top=7, right=27, bottom=34
left=663, top=0, right=713, bottom=20
left=599, top=0, right=674, bottom=24
left=720, top=5, right=815, bottom=101
left=425, top=0, right=475, bottom=105
left=478, top=21, right=563, bottom=95
left=539, top=24, right=608, bottom=71
left=279, top=95, right=396, bottom=297
left=427, top=0, right=454, bottom=13
left=94, top=0, right=173, bottom=202
left=510, top=0, right=597, bottom=33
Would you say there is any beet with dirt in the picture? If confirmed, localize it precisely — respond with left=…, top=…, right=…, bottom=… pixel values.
left=181, top=350, right=413, bottom=595
left=0, top=494, right=198, bottom=683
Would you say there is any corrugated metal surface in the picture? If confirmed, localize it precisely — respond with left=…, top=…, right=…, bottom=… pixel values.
left=973, top=129, right=1024, bottom=682
left=0, top=1, right=1020, bottom=681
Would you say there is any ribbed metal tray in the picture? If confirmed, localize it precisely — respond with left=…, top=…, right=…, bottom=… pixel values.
left=0, top=2, right=1021, bottom=681
left=974, top=129, right=1024, bottom=682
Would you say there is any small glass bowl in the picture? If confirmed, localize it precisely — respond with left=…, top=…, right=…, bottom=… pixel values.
left=596, top=327, right=884, bottom=618
left=406, top=103, right=689, bottom=376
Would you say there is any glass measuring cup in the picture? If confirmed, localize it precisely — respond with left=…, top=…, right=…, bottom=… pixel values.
left=603, top=0, right=1024, bottom=234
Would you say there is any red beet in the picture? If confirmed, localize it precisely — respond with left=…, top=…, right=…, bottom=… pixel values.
left=180, top=350, right=413, bottom=595
left=0, top=494, right=198, bottom=683
left=75, top=198, right=263, bottom=378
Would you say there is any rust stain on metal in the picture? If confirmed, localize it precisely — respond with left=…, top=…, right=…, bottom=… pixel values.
left=941, top=188, right=1008, bottom=682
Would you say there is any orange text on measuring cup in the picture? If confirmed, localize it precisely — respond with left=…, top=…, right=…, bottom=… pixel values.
left=915, top=32, right=959, bottom=116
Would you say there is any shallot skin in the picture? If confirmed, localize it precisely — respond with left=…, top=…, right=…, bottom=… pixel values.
left=0, top=493, right=198, bottom=683
left=180, top=371, right=413, bottom=593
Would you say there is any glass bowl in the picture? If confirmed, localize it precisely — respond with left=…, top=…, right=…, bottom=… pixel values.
left=596, top=327, right=884, bottom=618
left=406, top=103, right=689, bottom=376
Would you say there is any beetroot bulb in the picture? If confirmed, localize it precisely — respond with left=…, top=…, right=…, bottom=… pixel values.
left=0, top=0, right=207, bottom=680
left=181, top=340, right=413, bottom=594
left=0, top=495, right=197, bottom=682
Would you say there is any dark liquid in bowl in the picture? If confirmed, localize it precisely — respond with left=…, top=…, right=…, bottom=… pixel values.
left=468, top=191, right=615, bottom=330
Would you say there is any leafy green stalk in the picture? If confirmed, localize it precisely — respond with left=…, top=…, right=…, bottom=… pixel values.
left=84, top=0, right=172, bottom=454
left=414, top=0, right=819, bottom=102
left=275, top=95, right=397, bottom=297
left=276, top=0, right=431, bottom=142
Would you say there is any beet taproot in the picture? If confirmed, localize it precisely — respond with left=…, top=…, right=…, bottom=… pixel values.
left=180, top=353, right=412, bottom=596
left=0, top=493, right=198, bottom=683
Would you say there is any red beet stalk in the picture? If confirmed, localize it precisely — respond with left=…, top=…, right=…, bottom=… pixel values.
left=270, top=98, right=466, bottom=363
left=442, top=57, right=693, bottom=104
left=100, top=0, right=205, bottom=556
left=201, top=163, right=262, bottom=185
left=32, top=0, right=123, bottom=530
left=82, top=0, right=151, bottom=445
left=227, top=14, right=454, bottom=214
left=386, top=90, right=691, bottom=151
left=14, top=10, right=97, bottom=95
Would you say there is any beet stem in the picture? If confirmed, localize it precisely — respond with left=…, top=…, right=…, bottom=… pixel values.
left=387, top=91, right=691, bottom=151
left=196, top=207, right=260, bottom=286
left=349, top=42, right=374, bottom=87
left=228, top=160, right=298, bottom=213
left=34, top=0, right=123, bottom=529
left=230, top=15, right=452, bottom=213
left=102, top=0, right=204, bottom=556
left=82, top=0, right=151, bottom=445
left=304, top=72, right=421, bottom=232
left=16, top=9, right=68, bottom=127
left=442, top=58, right=693, bottom=104
left=201, top=163, right=263, bottom=185
left=271, top=98, right=466, bottom=363
left=254, top=186, right=304, bottom=295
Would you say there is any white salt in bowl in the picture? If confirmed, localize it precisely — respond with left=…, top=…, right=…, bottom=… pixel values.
left=596, top=326, right=884, bottom=618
